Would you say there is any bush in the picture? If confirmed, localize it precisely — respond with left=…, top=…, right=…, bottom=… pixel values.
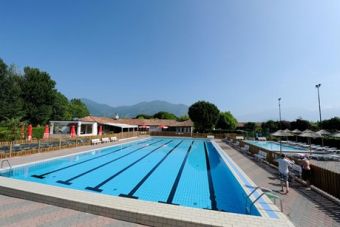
left=33, top=127, right=44, bottom=139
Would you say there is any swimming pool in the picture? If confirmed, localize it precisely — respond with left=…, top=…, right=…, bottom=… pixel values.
left=246, top=141, right=306, bottom=153
left=1, top=137, right=266, bottom=216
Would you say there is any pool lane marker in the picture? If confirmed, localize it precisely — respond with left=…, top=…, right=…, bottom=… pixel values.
left=85, top=140, right=173, bottom=193
left=119, top=140, right=184, bottom=199
left=203, top=142, right=218, bottom=210
left=56, top=140, right=164, bottom=185
left=162, top=140, right=194, bottom=205
left=31, top=139, right=155, bottom=179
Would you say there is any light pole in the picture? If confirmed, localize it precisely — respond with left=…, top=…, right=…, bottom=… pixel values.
left=315, top=84, right=322, bottom=123
left=278, top=98, right=282, bottom=153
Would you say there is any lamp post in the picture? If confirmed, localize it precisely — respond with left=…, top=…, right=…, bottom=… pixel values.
left=315, top=83, right=322, bottom=123
left=278, top=98, right=282, bottom=153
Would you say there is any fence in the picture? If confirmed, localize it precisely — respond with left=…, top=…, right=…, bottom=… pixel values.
left=240, top=140, right=340, bottom=199
left=150, top=131, right=238, bottom=139
left=0, top=131, right=148, bottom=159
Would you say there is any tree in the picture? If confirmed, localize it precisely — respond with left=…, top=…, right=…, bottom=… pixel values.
left=215, top=111, right=238, bottom=130
left=261, top=120, right=279, bottom=133
left=320, top=117, right=340, bottom=130
left=291, top=118, right=311, bottom=131
left=21, top=67, right=57, bottom=125
left=52, top=92, right=72, bottom=120
left=153, top=111, right=177, bottom=120
left=188, top=101, right=219, bottom=132
left=177, top=115, right=190, bottom=121
left=69, top=99, right=90, bottom=119
left=0, top=59, right=24, bottom=121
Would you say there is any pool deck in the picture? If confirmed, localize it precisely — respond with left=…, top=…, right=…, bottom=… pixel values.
left=0, top=136, right=335, bottom=226
left=216, top=140, right=340, bottom=227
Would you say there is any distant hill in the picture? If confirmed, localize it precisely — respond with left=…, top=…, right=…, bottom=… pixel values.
left=81, top=99, right=189, bottom=118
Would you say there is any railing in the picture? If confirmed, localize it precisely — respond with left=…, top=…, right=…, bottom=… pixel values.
left=239, top=140, right=340, bottom=199
left=149, top=131, right=233, bottom=139
left=0, top=131, right=149, bottom=159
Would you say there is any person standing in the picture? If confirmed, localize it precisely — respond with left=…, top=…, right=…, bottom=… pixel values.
left=301, top=156, right=312, bottom=189
left=277, top=154, right=294, bottom=194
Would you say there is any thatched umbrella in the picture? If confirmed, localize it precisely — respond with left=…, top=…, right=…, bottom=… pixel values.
left=272, top=130, right=294, bottom=153
left=292, top=129, right=302, bottom=142
left=331, top=131, right=340, bottom=138
left=299, top=130, right=322, bottom=154
left=317, top=129, right=331, bottom=146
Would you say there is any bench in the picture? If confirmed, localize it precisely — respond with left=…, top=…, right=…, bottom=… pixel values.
left=207, top=135, right=215, bottom=139
left=235, top=136, right=244, bottom=140
left=110, top=137, right=118, bottom=142
left=254, top=150, right=267, bottom=162
left=257, top=137, right=267, bottom=141
left=101, top=137, right=110, bottom=143
left=91, top=139, right=101, bottom=145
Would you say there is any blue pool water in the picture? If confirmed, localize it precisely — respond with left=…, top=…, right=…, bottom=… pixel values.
left=1, top=137, right=261, bottom=216
left=246, top=141, right=306, bottom=153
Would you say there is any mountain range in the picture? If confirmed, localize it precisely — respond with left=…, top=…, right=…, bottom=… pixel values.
left=81, top=99, right=189, bottom=118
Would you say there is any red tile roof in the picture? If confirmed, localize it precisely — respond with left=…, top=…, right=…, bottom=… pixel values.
left=80, top=116, right=193, bottom=127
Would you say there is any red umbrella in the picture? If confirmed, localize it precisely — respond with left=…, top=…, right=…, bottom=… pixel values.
left=70, top=125, right=76, bottom=138
left=27, top=124, right=33, bottom=141
left=98, top=125, right=103, bottom=136
left=139, top=124, right=150, bottom=129
left=159, top=125, right=168, bottom=129
left=43, top=124, right=49, bottom=139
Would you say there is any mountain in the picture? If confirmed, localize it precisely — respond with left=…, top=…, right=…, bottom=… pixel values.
left=81, top=99, right=189, bottom=118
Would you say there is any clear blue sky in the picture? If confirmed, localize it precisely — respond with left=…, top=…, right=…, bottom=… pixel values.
left=1, top=0, right=340, bottom=121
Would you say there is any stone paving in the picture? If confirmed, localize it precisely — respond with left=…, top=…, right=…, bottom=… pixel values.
left=216, top=140, right=340, bottom=227
left=0, top=194, right=145, bottom=227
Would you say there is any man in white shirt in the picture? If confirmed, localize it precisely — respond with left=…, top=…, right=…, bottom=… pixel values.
left=277, top=154, right=293, bottom=194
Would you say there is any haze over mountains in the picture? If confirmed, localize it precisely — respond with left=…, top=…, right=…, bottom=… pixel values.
left=81, top=99, right=189, bottom=118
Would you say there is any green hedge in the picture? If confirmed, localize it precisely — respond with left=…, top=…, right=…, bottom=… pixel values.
left=32, top=127, right=44, bottom=139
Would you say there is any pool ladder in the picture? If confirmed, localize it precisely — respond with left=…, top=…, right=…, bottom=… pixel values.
left=1, top=159, right=12, bottom=169
left=245, top=186, right=283, bottom=214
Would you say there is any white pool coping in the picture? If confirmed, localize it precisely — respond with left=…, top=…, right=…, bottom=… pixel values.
left=0, top=137, right=294, bottom=227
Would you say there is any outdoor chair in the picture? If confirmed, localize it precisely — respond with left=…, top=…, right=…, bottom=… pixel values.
left=254, top=150, right=267, bottom=162
left=101, top=137, right=110, bottom=143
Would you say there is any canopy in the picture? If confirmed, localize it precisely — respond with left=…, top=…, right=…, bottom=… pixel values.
left=316, top=129, right=331, bottom=136
left=271, top=130, right=294, bottom=137
left=299, top=129, right=322, bottom=138
left=103, top=122, right=138, bottom=129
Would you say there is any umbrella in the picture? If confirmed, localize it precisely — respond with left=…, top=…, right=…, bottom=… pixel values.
left=317, top=129, right=331, bottom=146
left=299, top=130, right=322, bottom=154
left=291, top=129, right=302, bottom=142
left=43, top=124, right=49, bottom=139
left=292, top=129, right=302, bottom=134
left=70, top=125, right=76, bottom=138
left=316, top=129, right=331, bottom=136
left=98, top=125, right=103, bottom=136
left=331, top=131, right=340, bottom=138
left=27, top=124, right=33, bottom=141
left=271, top=130, right=294, bottom=153
left=159, top=125, right=168, bottom=129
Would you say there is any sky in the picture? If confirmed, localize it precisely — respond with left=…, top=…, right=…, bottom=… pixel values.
left=1, top=0, right=340, bottom=122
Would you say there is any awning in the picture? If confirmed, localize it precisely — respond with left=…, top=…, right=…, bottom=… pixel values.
left=103, top=122, right=138, bottom=129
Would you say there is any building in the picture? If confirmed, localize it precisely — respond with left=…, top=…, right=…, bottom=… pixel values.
left=49, top=116, right=193, bottom=137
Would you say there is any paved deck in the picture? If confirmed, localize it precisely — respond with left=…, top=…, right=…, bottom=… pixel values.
left=0, top=137, right=148, bottom=227
left=216, top=140, right=340, bottom=227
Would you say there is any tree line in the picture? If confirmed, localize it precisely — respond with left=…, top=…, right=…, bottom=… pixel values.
left=0, top=58, right=89, bottom=126
left=135, top=112, right=189, bottom=121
